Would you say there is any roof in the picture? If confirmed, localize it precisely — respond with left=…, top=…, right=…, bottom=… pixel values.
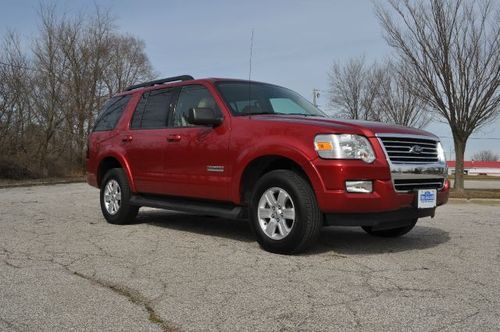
left=447, top=161, right=500, bottom=168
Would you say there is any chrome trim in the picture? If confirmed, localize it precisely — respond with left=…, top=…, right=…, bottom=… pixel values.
left=207, top=165, right=224, bottom=173
left=376, top=133, right=447, bottom=192
left=376, top=133, right=439, bottom=140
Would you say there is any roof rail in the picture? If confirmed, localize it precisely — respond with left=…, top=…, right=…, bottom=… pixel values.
left=125, top=75, right=194, bottom=91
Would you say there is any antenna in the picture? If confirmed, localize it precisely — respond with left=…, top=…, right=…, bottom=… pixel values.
left=249, top=29, right=254, bottom=81
left=247, top=29, right=254, bottom=117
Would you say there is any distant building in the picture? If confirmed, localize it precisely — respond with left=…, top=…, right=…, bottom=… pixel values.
left=447, top=161, right=500, bottom=176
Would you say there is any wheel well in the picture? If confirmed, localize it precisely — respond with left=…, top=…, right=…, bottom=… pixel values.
left=240, top=155, right=310, bottom=205
left=97, top=157, right=122, bottom=187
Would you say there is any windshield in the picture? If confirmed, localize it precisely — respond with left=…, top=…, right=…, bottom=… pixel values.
left=216, top=81, right=326, bottom=117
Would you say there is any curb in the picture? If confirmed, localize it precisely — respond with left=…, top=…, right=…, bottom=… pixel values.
left=0, top=178, right=85, bottom=189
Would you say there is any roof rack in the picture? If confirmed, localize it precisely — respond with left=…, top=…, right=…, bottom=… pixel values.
left=125, top=75, right=194, bottom=91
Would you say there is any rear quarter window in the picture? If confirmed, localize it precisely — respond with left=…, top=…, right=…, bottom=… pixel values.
left=93, top=95, right=132, bottom=131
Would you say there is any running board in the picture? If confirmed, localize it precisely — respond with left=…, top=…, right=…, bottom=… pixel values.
left=129, top=195, right=245, bottom=220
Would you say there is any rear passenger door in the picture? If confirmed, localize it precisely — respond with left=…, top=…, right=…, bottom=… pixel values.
left=124, top=88, right=178, bottom=194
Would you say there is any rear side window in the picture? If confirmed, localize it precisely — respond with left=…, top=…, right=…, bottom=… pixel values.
left=130, top=88, right=173, bottom=129
left=93, top=95, right=132, bottom=131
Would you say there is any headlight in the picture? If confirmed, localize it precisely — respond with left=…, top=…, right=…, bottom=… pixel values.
left=314, top=134, right=375, bottom=163
left=436, top=142, right=446, bottom=162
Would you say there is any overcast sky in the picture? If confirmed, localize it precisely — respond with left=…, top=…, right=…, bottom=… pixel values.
left=1, top=0, right=499, bottom=159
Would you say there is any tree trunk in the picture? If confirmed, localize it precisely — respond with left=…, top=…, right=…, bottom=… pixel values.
left=453, top=135, right=467, bottom=192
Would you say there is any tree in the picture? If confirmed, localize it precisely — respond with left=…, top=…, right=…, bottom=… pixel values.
left=102, top=35, right=155, bottom=96
left=0, top=4, right=155, bottom=177
left=376, top=0, right=500, bottom=192
left=377, top=61, right=432, bottom=129
left=472, top=150, right=499, bottom=161
left=0, top=32, right=33, bottom=156
left=328, top=57, right=384, bottom=121
left=328, top=58, right=431, bottom=128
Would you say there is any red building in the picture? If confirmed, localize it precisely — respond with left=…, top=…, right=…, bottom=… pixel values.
left=447, top=161, right=500, bottom=176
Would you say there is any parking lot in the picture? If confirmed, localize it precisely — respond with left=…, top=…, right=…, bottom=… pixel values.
left=1, top=183, right=499, bottom=331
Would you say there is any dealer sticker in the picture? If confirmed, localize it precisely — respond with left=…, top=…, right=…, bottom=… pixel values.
left=418, top=189, right=437, bottom=209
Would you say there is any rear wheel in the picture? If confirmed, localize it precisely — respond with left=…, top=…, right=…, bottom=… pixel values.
left=100, top=168, right=138, bottom=225
left=362, top=219, right=417, bottom=237
left=249, top=170, right=321, bottom=254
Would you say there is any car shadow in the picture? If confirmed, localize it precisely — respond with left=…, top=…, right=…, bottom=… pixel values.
left=135, top=209, right=255, bottom=243
left=307, top=225, right=450, bottom=255
left=135, top=209, right=450, bottom=255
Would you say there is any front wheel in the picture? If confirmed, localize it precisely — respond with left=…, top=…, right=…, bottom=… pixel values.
left=249, top=170, right=322, bottom=254
left=100, top=168, right=139, bottom=225
left=362, top=219, right=417, bottom=237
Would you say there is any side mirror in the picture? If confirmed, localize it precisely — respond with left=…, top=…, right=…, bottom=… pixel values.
left=187, top=108, right=222, bottom=126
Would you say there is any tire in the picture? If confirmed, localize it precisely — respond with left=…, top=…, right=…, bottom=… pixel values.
left=100, top=168, right=139, bottom=225
left=249, top=170, right=322, bottom=254
left=362, top=219, right=417, bottom=237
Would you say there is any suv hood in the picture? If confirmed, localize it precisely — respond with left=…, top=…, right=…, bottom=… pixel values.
left=253, top=115, right=438, bottom=139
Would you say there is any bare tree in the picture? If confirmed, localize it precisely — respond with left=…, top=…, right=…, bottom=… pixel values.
left=328, top=58, right=431, bottom=128
left=0, top=3, right=155, bottom=178
left=376, top=0, right=500, bottom=191
left=328, top=57, right=383, bottom=121
left=102, top=35, right=155, bottom=96
left=0, top=32, right=33, bottom=156
left=31, top=5, right=68, bottom=175
left=472, top=150, right=499, bottom=161
left=377, top=62, right=432, bottom=129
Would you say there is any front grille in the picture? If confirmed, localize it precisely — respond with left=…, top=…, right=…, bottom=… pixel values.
left=380, top=136, right=438, bottom=163
left=394, top=178, right=444, bottom=191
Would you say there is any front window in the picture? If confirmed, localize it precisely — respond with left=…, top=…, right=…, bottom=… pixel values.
left=172, top=85, right=221, bottom=127
left=216, top=81, right=326, bottom=117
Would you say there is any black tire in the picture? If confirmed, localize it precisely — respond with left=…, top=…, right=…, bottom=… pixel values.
left=249, top=170, right=322, bottom=254
left=362, top=219, right=417, bottom=237
left=100, top=168, right=139, bottom=225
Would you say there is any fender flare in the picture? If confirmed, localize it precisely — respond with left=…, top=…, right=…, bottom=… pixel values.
left=231, top=144, right=325, bottom=204
left=97, top=152, right=137, bottom=193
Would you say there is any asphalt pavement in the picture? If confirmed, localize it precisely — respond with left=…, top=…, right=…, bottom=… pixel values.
left=1, top=183, right=499, bottom=331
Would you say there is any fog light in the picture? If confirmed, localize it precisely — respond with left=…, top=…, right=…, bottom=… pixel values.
left=346, top=180, right=373, bottom=193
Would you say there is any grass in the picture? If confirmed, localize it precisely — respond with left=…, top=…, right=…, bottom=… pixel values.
left=460, top=175, right=500, bottom=181
left=449, top=189, right=500, bottom=199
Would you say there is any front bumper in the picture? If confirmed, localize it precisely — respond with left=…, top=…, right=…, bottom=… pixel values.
left=315, top=177, right=449, bottom=214
left=311, top=142, right=449, bottom=216
left=324, top=207, right=436, bottom=229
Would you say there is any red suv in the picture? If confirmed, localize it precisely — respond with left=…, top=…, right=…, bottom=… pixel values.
left=87, top=75, right=449, bottom=254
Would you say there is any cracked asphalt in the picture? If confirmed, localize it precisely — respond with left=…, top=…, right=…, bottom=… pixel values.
left=1, top=183, right=499, bottom=331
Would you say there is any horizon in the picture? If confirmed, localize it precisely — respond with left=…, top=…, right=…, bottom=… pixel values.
left=1, top=0, right=499, bottom=159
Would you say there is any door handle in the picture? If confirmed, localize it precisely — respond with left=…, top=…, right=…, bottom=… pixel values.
left=166, top=134, right=182, bottom=142
left=121, top=135, right=133, bottom=143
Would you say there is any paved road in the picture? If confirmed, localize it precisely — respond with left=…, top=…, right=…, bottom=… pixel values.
left=1, top=184, right=499, bottom=331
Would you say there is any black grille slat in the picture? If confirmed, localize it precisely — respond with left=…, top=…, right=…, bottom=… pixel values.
left=380, top=136, right=439, bottom=164
left=394, top=179, right=444, bottom=191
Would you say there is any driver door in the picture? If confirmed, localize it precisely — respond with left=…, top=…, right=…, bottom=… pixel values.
left=161, top=84, right=231, bottom=201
